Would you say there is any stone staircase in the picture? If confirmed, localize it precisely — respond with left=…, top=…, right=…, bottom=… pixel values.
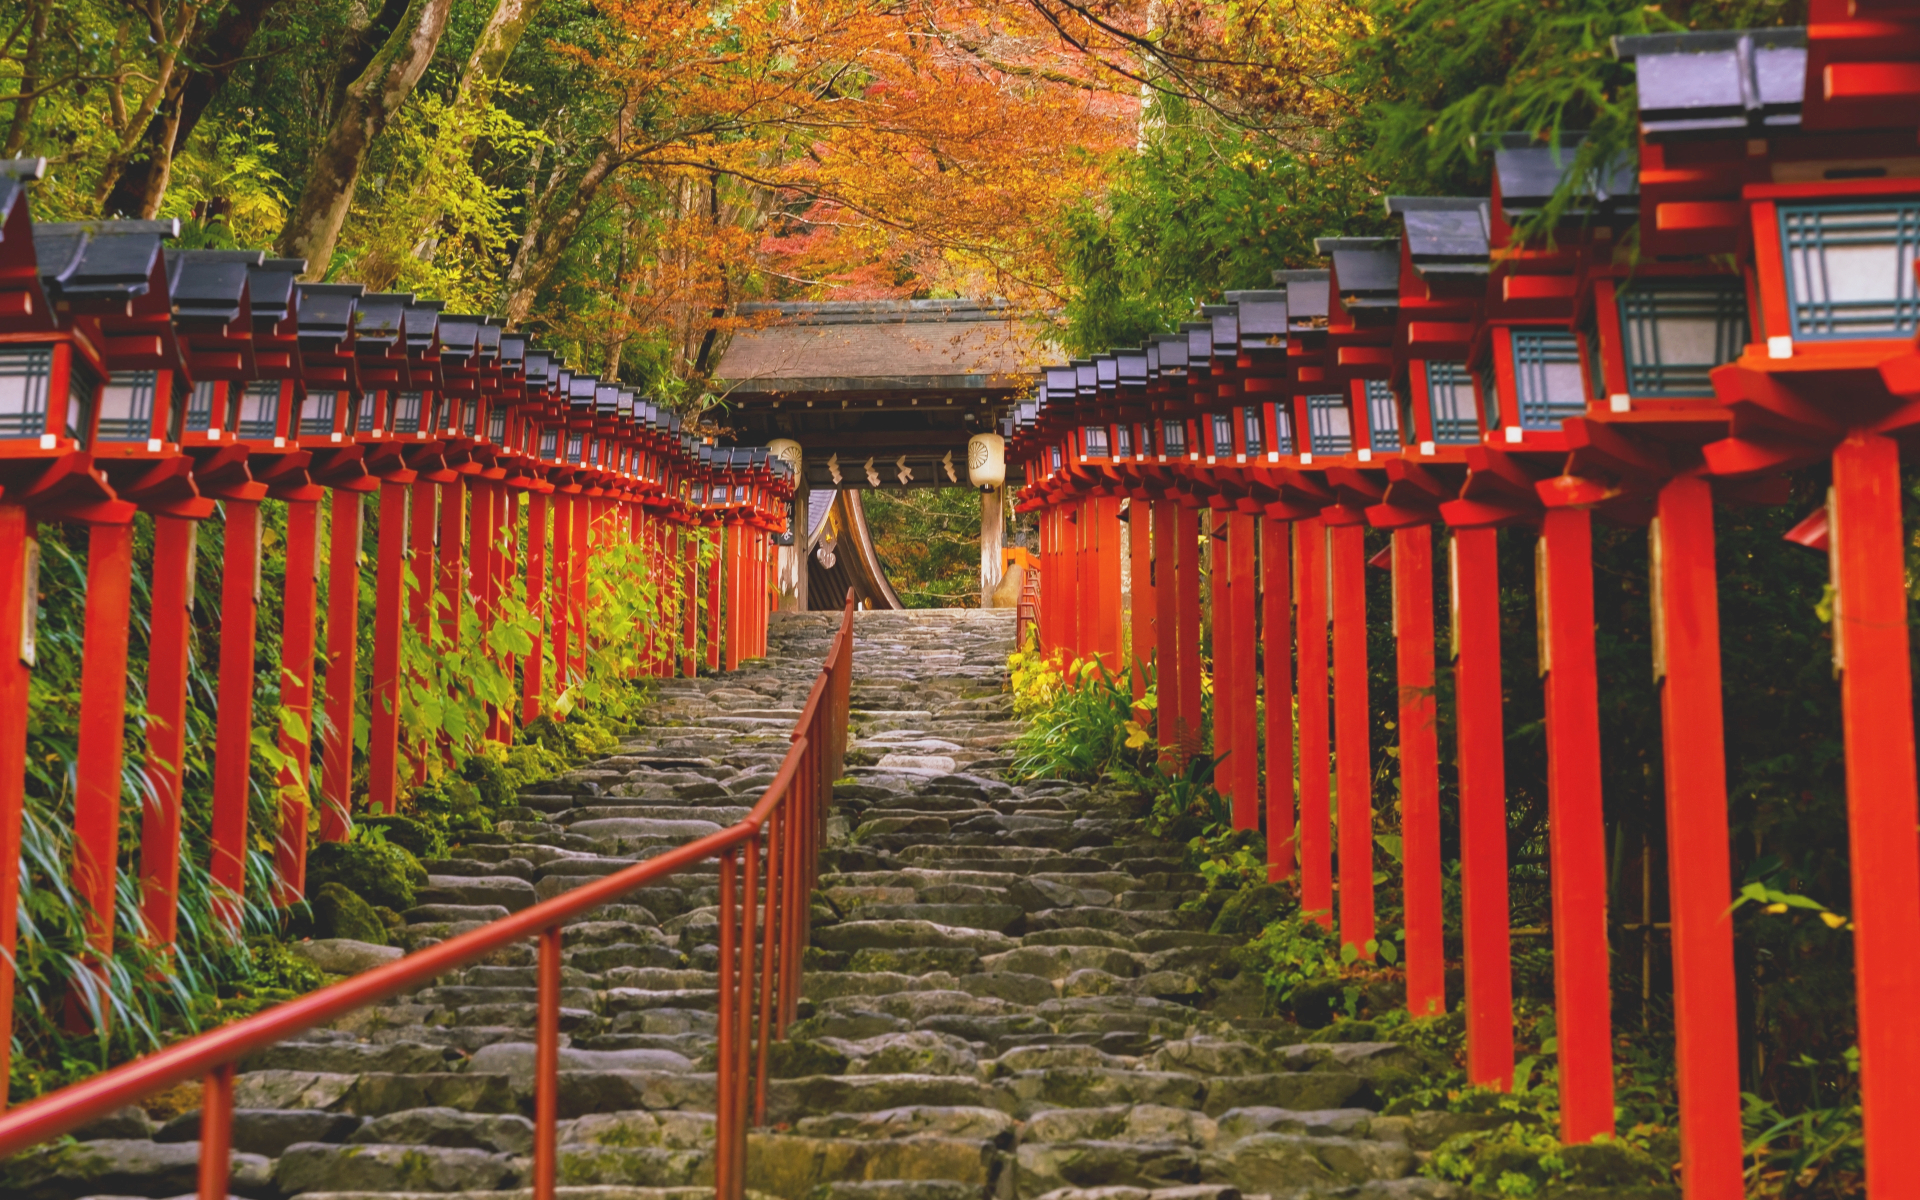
left=10, top=609, right=1468, bottom=1200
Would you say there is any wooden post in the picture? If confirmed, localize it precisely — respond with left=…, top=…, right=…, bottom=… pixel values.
left=1825, top=432, right=1920, bottom=1199
left=274, top=493, right=323, bottom=903
left=683, top=524, right=699, bottom=676
left=439, top=476, right=464, bottom=649
left=522, top=491, right=547, bottom=723
left=320, top=491, right=362, bottom=842
left=1209, top=510, right=1238, bottom=815
left=1227, top=512, right=1259, bottom=822
left=74, top=519, right=136, bottom=957
left=570, top=493, right=589, bottom=680
left=0, top=503, right=35, bottom=1110
left=980, top=485, right=1004, bottom=607
left=407, top=477, right=436, bottom=782
left=1174, top=501, right=1204, bottom=764
left=549, top=492, right=572, bottom=693
left=1391, top=524, right=1444, bottom=1017
left=726, top=518, right=743, bottom=671
left=1329, top=516, right=1373, bottom=958
left=707, top=523, right=724, bottom=671
left=1096, top=496, right=1122, bottom=671
left=1451, top=526, right=1514, bottom=1089
left=1294, top=515, right=1332, bottom=927
left=1650, top=476, right=1742, bottom=1198
left=209, top=498, right=262, bottom=927
left=434, top=475, right=465, bottom=756
left=1537, top=506, right=1616, bottom=1142
left=369, top=476, right=412, bottom=815
left=1154, top=500, right=1181, bottom=763
left=1262, top=514, right=1294, bottom=882
left=142, top=514, right=197, bottom=943
left=1128, top=497, right=1155, bottom=703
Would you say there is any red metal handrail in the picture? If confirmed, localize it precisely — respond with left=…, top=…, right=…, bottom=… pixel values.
left=0, top=590, right=858, bottom=1200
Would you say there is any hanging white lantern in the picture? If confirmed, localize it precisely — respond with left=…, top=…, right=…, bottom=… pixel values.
left=967, top=432, right=1005, bottom=492
left=766, top=438, right=802, bottom=482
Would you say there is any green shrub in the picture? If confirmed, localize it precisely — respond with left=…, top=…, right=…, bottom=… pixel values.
left=309, top=883, right=389, bottom=944
left=1428, top=1126, right=1671, bottom=1198
left=306, top=838, right=427, bottom=912
left=356, top=814, right=443, bottom=861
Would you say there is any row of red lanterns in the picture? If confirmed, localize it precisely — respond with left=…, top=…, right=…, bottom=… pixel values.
left=0, top=158, right=795, bottom=1103
left=1012, top=11, right=1920, bottom=1197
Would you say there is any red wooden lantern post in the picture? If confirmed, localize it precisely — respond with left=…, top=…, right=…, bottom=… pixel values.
left=23, top=218, right=169, bottom=983
left=1187, top=329, right=1252, bottom=821
left=0, top=159, right=144, bottom=1099
left=1373, top=197, right=1494, bottom=1020
left=517, top=352, right=563, bottom=721
left=1643, top=15, right=1920, bottom=1189
left=1314, top=242, right=1410, bottom=959
left=276, top=281, right=372, bottom=845
left=1230, top=310, right=1301, bottom=881
left=699, top=445, right=725, bottom=672
left=1370, top=195, right=1519, bottom=1068
left=353, top=295, right=447, bottom=810
left=161, top=246, right=321, bottom=924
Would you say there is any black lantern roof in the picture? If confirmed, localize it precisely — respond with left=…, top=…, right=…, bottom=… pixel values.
left=567, top=374, right=597, bottom=409
left=499, top=332, right=527, bottom=370
left=437, top=313, right=485, bottom=358
left=403, top=299, right=442, bottom=350
left=33, top=219, right=178, bottom=308
left=1204, top=304, right=1237, bottom=358
left=1116, top=347, right=1148, bottom=386
left=294, top=282, right=358, bottom=343
left=1226, top=289, right=1288, bottom=345
left=1614, top=28, right=1805, bottom=141
left=1270, top=270, right=1330, bottom=331
left=353, top=293, right=409, bottom=345
left=1387, top=197, right=1491, bottom=279
left=1093, top=354, right=1118, bottom=390
left=1074, top=359, right=1097, bottom=397
left=1492, top=133, right=1638, bottom=216
left=247, top=258, right=305, bottom=329
left=1314, top=238, right=1402, bottom=309
left=476, top=319, right=502, bottom=358
left=1182, top=321, right=1212, bottom=362
left=1151, top=332, right=1190, bottom=374
left=166, top=250, right=261, bottom=327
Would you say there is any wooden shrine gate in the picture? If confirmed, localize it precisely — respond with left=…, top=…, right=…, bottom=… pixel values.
left=1013, top=16, right=1920, bottom=1199
left=0, top=159, right=794, bottom=1099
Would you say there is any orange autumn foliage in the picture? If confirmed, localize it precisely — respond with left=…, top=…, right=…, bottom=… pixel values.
left=541, top=0, right=1139, bottom=375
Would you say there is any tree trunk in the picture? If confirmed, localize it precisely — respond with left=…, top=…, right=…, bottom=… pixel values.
left=92, top=3, right=204, bottom=213
left=499, top=130, right=623, bottom=327
left=1, top=0, right=48, bottom=159
left=457, top=0, right=544, bottom=103
left=275, top=0, right=453, bottom=275
left=101, top=0, right=283, bottom=219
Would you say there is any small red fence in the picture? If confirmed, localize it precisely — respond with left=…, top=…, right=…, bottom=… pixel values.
left=0, top=592, right=855, bottom=1200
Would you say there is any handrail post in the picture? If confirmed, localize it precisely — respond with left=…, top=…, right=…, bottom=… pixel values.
left=534, top=924, right=561, bottom=1200
left=756, top=806, right=780, bottom=1125
left=736, top=835, right=757, bottom=1198
left=196, top=1062, right=234, bottom=1200
left=716, top=848, right=738, bottom=1200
